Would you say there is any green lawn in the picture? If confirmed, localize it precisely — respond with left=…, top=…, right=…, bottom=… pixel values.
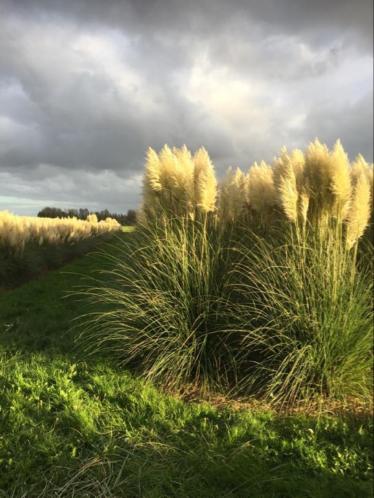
left=0, top=235, right=372, bottom=497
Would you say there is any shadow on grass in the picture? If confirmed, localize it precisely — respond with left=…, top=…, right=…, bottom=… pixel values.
left=0, top=232, right=133, bottom=361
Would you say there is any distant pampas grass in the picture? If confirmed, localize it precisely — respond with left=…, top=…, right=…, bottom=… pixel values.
left=0, top=211, right=122, bottom=286
left=0, top=211, right=121, bottom=255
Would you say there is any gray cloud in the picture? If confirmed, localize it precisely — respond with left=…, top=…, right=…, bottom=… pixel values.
left=0, top=0, right=372, bottom=214
left=4, top=0, right=372, bottom=45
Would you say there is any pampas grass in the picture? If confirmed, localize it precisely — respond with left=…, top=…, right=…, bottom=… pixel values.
left=0, top=211, right=120, bottom=255
left=247, top=161, right=276, bottom=220
left=78, top=217, right=237, bottom=393
left=329, top=140, right=352, bottom=218
left=230, top=227, right=373, bottom=405
left=218, top=167, right=247, bottom=223
left=193, top=147, right=217, bottom=214
left=143, top=140, right=372, bottom=248
left=142, top=145, right=217, bottom=222
left=273, top=148, right=300, bottom=224
left=79, top=138, right=373, bottom=408
left=0, top=211, right=121, bottom=287
left=346, top=169, right=372, bottom=249
left=304, top=139, right=352, bottom=226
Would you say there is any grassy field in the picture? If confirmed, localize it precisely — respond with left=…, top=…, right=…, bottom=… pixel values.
left=0, top=233, right=372, bottom=497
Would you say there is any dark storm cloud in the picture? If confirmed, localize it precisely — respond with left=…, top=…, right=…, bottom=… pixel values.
left=0, top=0, right=372, bottom=214
left=3, top=0, right=372, bottom=56
left=303, top=91, right=374, bottom=160
left=4, top=0, right=373, bottom=42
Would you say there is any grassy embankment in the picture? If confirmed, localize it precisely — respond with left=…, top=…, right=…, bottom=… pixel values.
left=0, top=232, right=372, bottom=497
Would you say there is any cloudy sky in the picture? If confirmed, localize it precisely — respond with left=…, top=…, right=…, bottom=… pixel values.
left=0, top=0, right=372, bottom=215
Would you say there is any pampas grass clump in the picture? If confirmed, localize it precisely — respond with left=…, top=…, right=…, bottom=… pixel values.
left=142, top=140, right=372, bottom=248
left=78, top=217, right=237, bottom=392
left=230, top=227, right=373, bottom=405
left=79, top=139, right=373, bottom=407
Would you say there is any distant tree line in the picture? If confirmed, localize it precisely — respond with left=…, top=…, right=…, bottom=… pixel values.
left=37, top=207, right=137, bottom=225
